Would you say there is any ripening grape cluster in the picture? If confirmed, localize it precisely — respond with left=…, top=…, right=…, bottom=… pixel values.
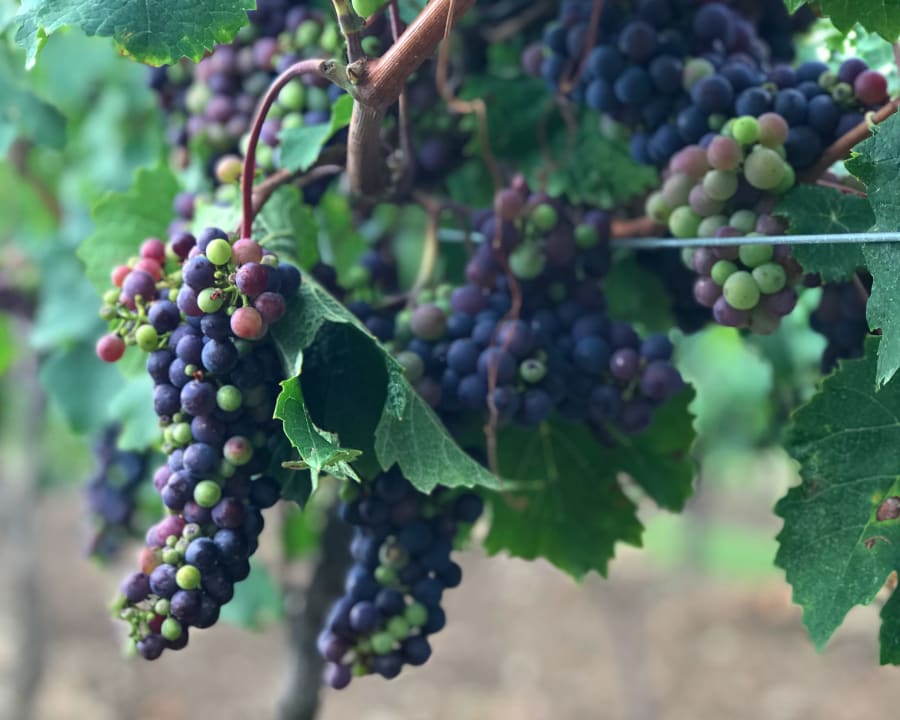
left=319, top=471, right=483, bottom=688
left=351, top=182, right=685, bottom=436
left=96, top=228, right=300, bottom=658
left=84, top=425, right=150, bottom=558
left=530, top=1, right=892, bottom=170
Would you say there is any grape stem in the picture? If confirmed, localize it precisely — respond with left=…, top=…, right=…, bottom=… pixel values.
left=330, top=0, right=367, bottom=64
left=799, top=97, right=900, bottom=183
left=347, top=0, right=476, bottom=197
left=240, top=58, right=330, bottom=239
left=561, top=0, right=604, bottom=94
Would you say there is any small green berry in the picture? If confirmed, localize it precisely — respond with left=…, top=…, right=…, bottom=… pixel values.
left=197, top=287, right=225, bottom=314
left=194, top=480, right=222, bottom=509
left=371, top=632, right=394, bottom=655
left=161, top=617, right=183, bottom=641
left=531, top=203, right=558, bottom=231
left=206, top=238, right=232, bottom=266
left=175, top=565, right=201, bottom=590
left=216, top=385, right=243, bottom=412
left=135, top=324, right=159, bottom=352
left=711, top=260, right=738, bottom=286
left=387, top=616, right=410, bottom=640
left=405, top=602, right=428, bottom=627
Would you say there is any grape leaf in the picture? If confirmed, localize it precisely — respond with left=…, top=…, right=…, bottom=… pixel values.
left=315, top=191, right=367, bottom=287
left=78, top=163, right=179, bottom=294
left=0, top=314, right=16, bottom=377
left=775, top=185, right=872, bottom=282
left=219, top=562, right=283, bottom=630
left=278, top=94, right=353, bottom=173
left=15, top=0, right=254, bottom=68
left=607, top=389, right=696, bottom=512
left=274, top=377, right=361, bottom=490
left=255, top=185, right=320, bottom=269
left=880, top=590, right=900, bottom=664
left=775, top=338, right=900, bottom=652
left=784, top=0, right=900, bottom=42
left=271, top=275, right=500, bottom=492
left=0, top=55, right=65, bottom=151
left=483, top=419, right=644, bottom=579
left=845, top=114, right=900, bottom=386
left=606, top=255, right=676, bottom=333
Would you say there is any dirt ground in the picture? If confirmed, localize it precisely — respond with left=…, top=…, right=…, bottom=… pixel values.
left=9, top=490, right=900, bottom=720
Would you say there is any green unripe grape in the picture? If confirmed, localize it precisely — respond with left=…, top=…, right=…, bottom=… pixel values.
left=194, top=480, right=223, bottom=508
left=744, top=146, right=786, bottom=190
left=682, top=57, right=714, bottom=90
left=175, top=565, right=201, bottom=590
left=661, top=173, right=694, bottom=208
left=154, top=599, right=170, bottom=616
left=405, top=602, right=428, bottom=627
left=206, top=238, right=232, bottom=266
left=531, top=203, right=558, bottom=231
left=103, top=289, right=119, bottom=305
left=738, top=243, right=773, bottom=268
left=361, top=35, right=382, bottom=56
left=161, top=547, right=181, bottom=565
left=668, top=206, right=702, bottom=239
left=702, top=170, right=738, bottom=202
left=161, top=617, right=183, bottom=641
left=135, top=324, right=159, bottom=352
left=698, top=215, right=727, bottom=238
left=509, top=241, right=545, bottom=280
left=645, top=191, right=670, bottom=224
left=731, top=116, right=760, bottom=145
left=374, top=565, right=397, bottom=586
left=214, top=155, right=243, bottom=184
left=185, top=83, right=212, bottom=115
left=351, top=661, right=369, bottom=677
left=711, top=260, right=738, bottom=286
left=729, top=210, right=757, bottom=235
left=295, top=19, right=321, bottom=47
left=99, top=305, right=116, bottom=321
left=281, top=113, right=303, bottom=131
left=371, top=632, right=395, bottom=655
left=575, top=224, right=599, bottom=249
left=352, top=0, right=386, bottom=16
left=256, top=145, right=274, bottom=170
left=681, top=247, right=695, bottom=269
left=182, top=523, right=202, bottom=542
left=709, top=114, right=727, bottom=132
left=520, top=358, right=547, bottom=384
left=278, top=81, right=305, bottom=111
left=172, top=422, right=192, bottom=446
left=387, top=616, right=410, bottom=640
left=775, top=163, right=796, bottom=194
left=343, top=265, right=370, bottom=290
left=396, top=350, right=425, bottom=383
left=217, top=385, right=243, bottom=412
left=832, top=82, right=854, bottom=105
left=723, top=271, right=761, bottom=310
left=306, top=86, right=330, bottom=112
left=165, top=534, right=179, bottom=548
left=819, top=70, right=838, bottom=90
left=320, top=23, right=341, bottom=53
left=197, top=287, right=224, bottom=314
left=752, top=262, right=787, bottom=294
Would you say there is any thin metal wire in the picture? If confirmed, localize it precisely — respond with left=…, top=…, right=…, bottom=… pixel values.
left=436, top=229, right=900, bottom=249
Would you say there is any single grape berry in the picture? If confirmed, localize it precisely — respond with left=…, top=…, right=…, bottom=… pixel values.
left=97, top=334, right=126, bottom=363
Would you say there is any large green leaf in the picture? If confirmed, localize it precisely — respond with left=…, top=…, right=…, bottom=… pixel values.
left=785, top=0, right=900, bottom=41
left=775, top=185, right=872, bottom=282
left=279, top=94, right=353, bottom=173
left=0, top=55, right=65, bottom=151
left=0, top=314, right=15, bottom=377
left=78, top=163, right=179, bottom=294
left=483, top=419, right=644, bottom=579
left=484, top=391, right=696, bottom=579
left=255, top=186, right=320, bottom=269
left=15, top=0, right=254, bottom=68
left=845, top=114, right=900, bottom=386
left=775, top=338, right=900, bottom=653
left=271, top=275, right=500, bottom=493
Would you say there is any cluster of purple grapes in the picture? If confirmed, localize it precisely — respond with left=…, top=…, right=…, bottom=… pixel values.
left=319, top=470, right=483, bottom=688
left=809, top=274, right=873, bottom=373
left=529, top=1, right=891, bottom=170
left=96, top=229, right=301, bottom=658
left=149, top=2, right=353, bottom=175
left=83, top=425, right=150, bottom=559
left=646, top=114, right=803, bottom=331
left=353, top=182, right=685, bottom=436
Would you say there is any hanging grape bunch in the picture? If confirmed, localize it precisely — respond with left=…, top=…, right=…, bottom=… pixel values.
left=96, top=229, right=300, bottom=658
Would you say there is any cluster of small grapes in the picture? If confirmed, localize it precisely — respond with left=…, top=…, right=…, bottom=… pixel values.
left=809, top=274, right=873, bottom=373
left=95, top=229, right=300, bottom=658
left=318, top=469, right=484, bottom=688
left=737, top=0, right=816, bottom=63
left=83, top=425, right=150, bottom=558
left=353, top=183, right=685, bottom=436
left=646, top=113, right=802, bottom=331
left=530, top=1, right=891, bottom=171
left=149, top=3, right=357, bottom=175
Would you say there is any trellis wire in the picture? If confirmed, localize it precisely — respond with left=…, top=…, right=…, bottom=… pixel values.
left=436, top=229, right=900, bottom=249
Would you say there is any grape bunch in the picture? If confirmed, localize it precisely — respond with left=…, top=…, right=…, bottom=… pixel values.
left=352, top=182, right=685, bottom=437
left=84, top=425, right=151, bottom=558
left=645, top=113, right=803, bottom=331
left=810, top=274, right=873, bottom=373
left=319, top=469, right=484, bottom=688
left=95, top=228, right=301, bottom=658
